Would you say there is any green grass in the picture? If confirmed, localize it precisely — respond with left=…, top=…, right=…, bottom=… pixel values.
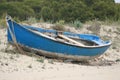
left=22, top=17, right=38, bottom=25
left=48, top=59, right=54, bottom=64
left=56, top=20, right=65, bottom=25
left=67, top=20, right=83, bottom=29
left=37, top=57, right=45, bottom=63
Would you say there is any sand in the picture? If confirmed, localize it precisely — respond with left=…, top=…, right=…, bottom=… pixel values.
left=0, top=63, right=120, bottom=80
left=0, top=23, right=120, bottom=80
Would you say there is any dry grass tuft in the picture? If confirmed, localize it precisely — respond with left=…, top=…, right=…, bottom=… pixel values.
left=52, top=24, right=65, bottom=31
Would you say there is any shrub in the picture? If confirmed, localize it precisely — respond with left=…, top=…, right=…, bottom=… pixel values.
left=52, top=24, right=65, bottom=31
left=0, top=2, right=35, bottom=20
left=24, top=17, right=37, bottom=24
left=73, top=20, right=83, bottom=28
left=56, top=20, right=65, bottom=25
left=68, top=20, right=83, bottom=29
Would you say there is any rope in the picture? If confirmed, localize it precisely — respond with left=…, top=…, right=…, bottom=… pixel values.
left=7, top=19, right=25, bottom=54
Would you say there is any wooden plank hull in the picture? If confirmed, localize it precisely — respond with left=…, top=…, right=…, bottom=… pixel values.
left=6, top=17, right=111, bottom=60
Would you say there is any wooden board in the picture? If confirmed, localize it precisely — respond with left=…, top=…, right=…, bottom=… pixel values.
left=58, top=34, right=85, bottom=46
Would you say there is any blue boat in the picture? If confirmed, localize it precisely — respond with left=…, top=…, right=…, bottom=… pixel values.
left=6, top=16, right=111, bottom=61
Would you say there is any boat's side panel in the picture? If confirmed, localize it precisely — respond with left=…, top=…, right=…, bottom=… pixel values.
left=7, top=20, right=110, bottom=56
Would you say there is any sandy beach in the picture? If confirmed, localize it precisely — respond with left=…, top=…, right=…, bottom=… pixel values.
left=0, top=23, right=120, bottom=80
left=0, top=63, right=120, bottom=80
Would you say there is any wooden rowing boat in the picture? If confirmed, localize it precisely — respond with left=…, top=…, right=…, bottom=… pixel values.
left=6, top=16, right=111, bottom=61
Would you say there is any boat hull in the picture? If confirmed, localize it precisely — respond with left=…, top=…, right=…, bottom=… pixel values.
left=7, top=19, right=111, bottom=60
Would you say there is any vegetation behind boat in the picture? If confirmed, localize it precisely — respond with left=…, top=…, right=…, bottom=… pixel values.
left=0, top=0, right=120, bottom=23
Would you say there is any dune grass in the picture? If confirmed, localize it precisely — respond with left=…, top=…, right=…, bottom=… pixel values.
left=85, top=18, right=120, bottom=27
left=1, top=15, right=120, bottom=30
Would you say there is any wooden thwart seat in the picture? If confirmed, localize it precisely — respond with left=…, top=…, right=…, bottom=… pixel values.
left=57, top=34, right=85, bottom=46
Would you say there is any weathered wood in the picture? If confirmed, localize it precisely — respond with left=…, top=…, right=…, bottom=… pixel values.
left=58, top=34, right=85, bottom=46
